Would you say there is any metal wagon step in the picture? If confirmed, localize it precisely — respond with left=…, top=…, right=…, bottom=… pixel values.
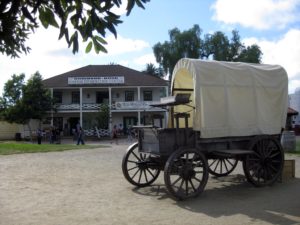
left=211, top=149, right=254, bottom=157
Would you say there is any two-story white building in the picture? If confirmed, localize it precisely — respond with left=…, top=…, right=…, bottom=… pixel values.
left=42, top=64, right=169, bottom=137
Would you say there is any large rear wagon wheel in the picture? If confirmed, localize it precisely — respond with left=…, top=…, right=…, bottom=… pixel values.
left=243, top=136, right=284, bottom=187
left=208, top=158, right=238, bottom=177
left=122, top=142, right=160, bottom=187
left=164, top=148, right=209, bottom=200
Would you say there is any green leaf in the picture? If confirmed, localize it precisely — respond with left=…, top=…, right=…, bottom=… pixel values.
left=95, top=36, right=107, bottom=45
left=45, top=7, right=59, bottom=28
left=85, top=41, right=93, bottom=53
left=38, top=8, right=49, bottom=28
left=92, top=37, right=107, bottom=54
left=106, top=23, right=117, bottom=37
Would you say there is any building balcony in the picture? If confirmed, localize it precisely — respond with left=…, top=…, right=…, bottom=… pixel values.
left=54, top=101, right=163, bottom=112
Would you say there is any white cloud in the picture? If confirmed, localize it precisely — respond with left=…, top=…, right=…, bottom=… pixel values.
left=212, top=0, right=300, bottom=29
left=105, top=35, right=150, bottom=55
left=0, top=26, right=151, bottom=93
left=111, top=2, right=128, bottom=16
left=133, top=53, right=157, bottom=66
left=243, top=29, right=300, bottom=93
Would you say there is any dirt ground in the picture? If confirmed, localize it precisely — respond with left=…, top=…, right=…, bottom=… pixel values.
left=0, top=139, right=300, bottom=225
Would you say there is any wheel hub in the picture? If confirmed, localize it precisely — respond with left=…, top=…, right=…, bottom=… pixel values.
left=181, top=164, right=195, bottom=180
left=136, top=161, right=147, bottom=170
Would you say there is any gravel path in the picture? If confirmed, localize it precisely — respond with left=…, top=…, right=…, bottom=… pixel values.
left=0, top=140, right=300, bottom=225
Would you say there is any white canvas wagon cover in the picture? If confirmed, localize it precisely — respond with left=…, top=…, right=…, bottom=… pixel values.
left=171, top=58, right=288, bottom=138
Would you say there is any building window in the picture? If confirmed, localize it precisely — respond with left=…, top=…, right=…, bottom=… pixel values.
left=143, top=91, right=152, bottom=101
left=53, top=91, right=62, bottom=104
left=72, top=91, right=80, bottom=103
left=96, top=91, right=109, bottom=104
left=125, top=91, right=134, bottom=101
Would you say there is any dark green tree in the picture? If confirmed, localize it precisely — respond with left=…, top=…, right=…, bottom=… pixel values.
left=153, top=25, right=202, bottom=78
left=0, top=72, right=54, bottom=140
left=153, top=26, right=262, bottom=80
left=0, top=74, right=25, bottom=107
left=142, top=63, right=164, bottom=77
left=96, top=103, right=110, bottom=129
left=236, top=44, right=262, bottom=63
left=0, top=0, right=149, bottom=57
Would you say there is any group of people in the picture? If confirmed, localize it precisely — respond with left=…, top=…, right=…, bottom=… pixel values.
left=36, top=122, right=136, bottom=145
left=35, top=127, right=61, bottom=145
left=111, top=124, right=137, bottom=144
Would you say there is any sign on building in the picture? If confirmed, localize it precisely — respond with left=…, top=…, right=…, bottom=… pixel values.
left=68, top=76, right=125, bottom=85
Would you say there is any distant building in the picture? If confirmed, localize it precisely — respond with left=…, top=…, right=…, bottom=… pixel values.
left=289, top=88, right=300, bottom=126
left=42, top=64, right=169, bottom=137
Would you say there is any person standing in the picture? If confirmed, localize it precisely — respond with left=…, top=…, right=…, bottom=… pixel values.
left=77, top=127, right=85, bottom=145
left=37, top=128, right=42, bottom=145
left=111, top=125, right=118, bottom=144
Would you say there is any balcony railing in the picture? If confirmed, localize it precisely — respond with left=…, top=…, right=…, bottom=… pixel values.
left=54, top=101, right=161, bottom=111
left=55, top=103, right=102, bottom=111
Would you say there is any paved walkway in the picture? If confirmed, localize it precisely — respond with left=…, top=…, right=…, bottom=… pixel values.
left=0, top=141, right=299, bottom=225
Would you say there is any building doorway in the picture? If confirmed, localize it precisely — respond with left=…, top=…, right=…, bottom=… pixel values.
left=69, top=117, right=79, bottom=135
left=123, top=117, right=137, bottom=135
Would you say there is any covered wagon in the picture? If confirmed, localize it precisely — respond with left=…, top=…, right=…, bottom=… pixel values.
left=122, top=58, right=288, bottom=200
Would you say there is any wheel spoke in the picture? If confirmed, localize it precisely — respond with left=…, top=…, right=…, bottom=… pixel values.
left=185, top=180, right=189, bottom=196
left=171, top=176, right=182, bottom=186
left=127, top=165, right=139, bottom=171
left=131, top=151, right=141, bottom=161
left=144, top=169, right=148, bottom=183
left=213, top=159, right=220, bottom=172
left=270, top=151, right=280, bottom=158
left=209, top=159, right=217, bottom=167
left=131, top=168, right=141, bottom=180
left=223, top=159, right=229, bottom=172
left=138, top=169, right=143, bottom=183
left=179, top=179, right=185, bottom=190
left=248, top=161, right=260, bottom=171
left=192, top=176, right=202, bottom=184
left=189, top=179, right=197, bottom=191
left=225, top=158, right=234, bottom=167
left=267, top=163, right=278, bottom=173
left=146, top=168, right=155, bottom=179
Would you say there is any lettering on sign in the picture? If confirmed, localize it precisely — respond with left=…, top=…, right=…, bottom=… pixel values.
left=68, top=76, right=125, bottom=85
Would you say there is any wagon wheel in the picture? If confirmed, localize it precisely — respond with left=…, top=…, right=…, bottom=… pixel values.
left=122, top=142, right=160, bottom=187
left=164, top=148, right=209, bottom=200
left=243, top=136, right=284, bottom=187
left=208, top=157, right=238, bottom=177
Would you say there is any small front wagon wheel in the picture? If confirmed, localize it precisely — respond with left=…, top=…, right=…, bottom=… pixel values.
left=122, top=142, right=160, bottom=187
left=164, top=149, right=209, bottom=200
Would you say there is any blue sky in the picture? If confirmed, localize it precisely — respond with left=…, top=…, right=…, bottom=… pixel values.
left=0, top=0, right=300, bottom=93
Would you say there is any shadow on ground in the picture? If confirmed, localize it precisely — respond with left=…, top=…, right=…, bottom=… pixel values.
left=132, top=175, right=300, bottom=225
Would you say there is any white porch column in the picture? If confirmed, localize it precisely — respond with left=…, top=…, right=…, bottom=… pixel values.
left=50, top=88, right=54, bottom=127
left=80, top=87, right=83, bottom=126
left=137, top=86, right=141, bottom=125
left=165, top=86, right=169, bottom=128
left=137, top=86, right=141, bottom=100
left=108, top=87, right=112, bottom=131
left=138, top=111, right=141, bottom=125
